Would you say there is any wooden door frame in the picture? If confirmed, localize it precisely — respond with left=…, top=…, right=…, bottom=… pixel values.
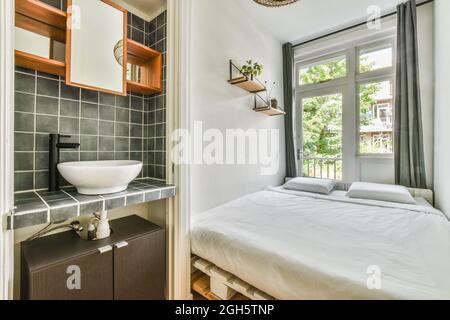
left=166, top=0, right=193, bottom=300
left=0, top=0, right=15, bottom=300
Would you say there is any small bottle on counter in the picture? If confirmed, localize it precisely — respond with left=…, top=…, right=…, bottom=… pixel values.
left=87, top=222, right=96, bottom=241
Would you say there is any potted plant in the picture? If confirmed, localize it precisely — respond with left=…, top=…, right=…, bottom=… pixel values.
left=241, top=60, right=263, bottom=80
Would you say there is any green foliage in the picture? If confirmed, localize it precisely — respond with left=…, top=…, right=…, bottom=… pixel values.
left=302, top=94, right=342, bottom=158
left=300, top=59, right=346, bottom=85
left=241, top=60, right=263, bottom=78
left=300, top=57, right=380, bottom=159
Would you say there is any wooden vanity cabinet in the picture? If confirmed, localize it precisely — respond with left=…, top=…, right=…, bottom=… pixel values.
left=21, top=215, right=165, bottom=300
left=114, top=231, right=165, bottom=300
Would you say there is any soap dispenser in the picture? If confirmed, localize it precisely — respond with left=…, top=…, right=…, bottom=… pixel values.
left=94, top=211, right=111, bottom=240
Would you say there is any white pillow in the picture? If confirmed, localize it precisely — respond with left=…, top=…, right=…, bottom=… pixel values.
left=283, top=177, right=336, bottom=195
left=347, top=182, right=416, bottom=204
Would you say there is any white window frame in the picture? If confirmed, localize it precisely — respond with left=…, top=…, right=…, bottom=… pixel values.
left=356, top=39, right=396, bottom=77
left=298, top=53, right=348, bottom=87
left=356, top=74, right=395, bottom=156
left=294, top=25, right=397, bottom=182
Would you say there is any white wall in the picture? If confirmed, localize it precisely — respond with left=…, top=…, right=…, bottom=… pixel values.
left=434, top=0, right=450, bottom=216
left=190, top=0, right=286, bottom=214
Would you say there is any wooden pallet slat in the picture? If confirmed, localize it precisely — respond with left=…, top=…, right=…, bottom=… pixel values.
left=191, top=256, right=275, bottom=301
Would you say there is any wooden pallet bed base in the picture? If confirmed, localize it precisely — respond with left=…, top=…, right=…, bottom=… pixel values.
left=191, top=255, right=275, bottom=301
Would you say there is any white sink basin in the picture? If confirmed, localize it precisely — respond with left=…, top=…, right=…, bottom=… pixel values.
left=58, top=160, right=143, bottom=195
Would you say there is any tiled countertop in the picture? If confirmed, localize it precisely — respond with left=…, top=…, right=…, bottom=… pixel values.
left=8, top=179, right=176, bottom=230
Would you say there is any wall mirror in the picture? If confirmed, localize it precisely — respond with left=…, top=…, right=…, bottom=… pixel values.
left=66, top=0, right=127, bottom=95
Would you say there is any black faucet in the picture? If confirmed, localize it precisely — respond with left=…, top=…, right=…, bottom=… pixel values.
left=49, top=134, right=80, bottom=192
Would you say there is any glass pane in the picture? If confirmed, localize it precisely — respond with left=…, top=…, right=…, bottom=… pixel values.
left=359, top=47, right=393, bottom=73
left=299, top=56, right=346, bottom=85
left=359, top=80, right=394, bottom=154
left=301, top=93, right=343, bottom=180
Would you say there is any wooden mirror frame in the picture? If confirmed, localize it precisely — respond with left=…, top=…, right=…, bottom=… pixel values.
left=65, top=0, right=128, bottom=96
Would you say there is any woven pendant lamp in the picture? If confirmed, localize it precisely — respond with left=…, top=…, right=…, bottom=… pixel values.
left=253, top=0, right=298, bottom=7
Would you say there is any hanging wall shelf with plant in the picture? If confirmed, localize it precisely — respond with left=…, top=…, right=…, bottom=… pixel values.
left=227, top=59, right=266, bottom=93
left=227, top=59, right=285, bottom=117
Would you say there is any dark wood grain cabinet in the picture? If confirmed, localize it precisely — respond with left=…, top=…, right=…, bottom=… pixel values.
left=21, top=215, right=165, bottom=300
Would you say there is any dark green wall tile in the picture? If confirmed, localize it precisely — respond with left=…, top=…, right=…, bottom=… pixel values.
left=99, top=121, right=114, bottom=136
left=15, top=72, right=35, bottom=93
left=81, top=89, right=98, bottom=103
left=80, top=119, right=98, bottom=135
left=15, top=132, right=34, bottom=151
left=36, top=96, right=59, bottom=115
left=14, top=152, right=34, bottom=171
left=60, top=99, right=80, bottom=117
left=15, top=92, right=35, bottom=113
left=61, top=83, right=80, bottom=100
left=99, top=93, right=115, bottom=106
left=14, top=171, right=34, bottom=191
left=60, top=117, right=80, bottom=134
left=37, top=77, right=59, bottom=97
left=80, top=135, right=98, bottom=151
left=81, top=102, right=98, bottom=119
left=36, top=114, right=58, bottom=133
left=14, top=112, right=35, bottom=132
left=99, top=105, right=115, bottom=121
left=35, top=152, right=49, bottom=170
left=116, top=108, right=129, bottom=123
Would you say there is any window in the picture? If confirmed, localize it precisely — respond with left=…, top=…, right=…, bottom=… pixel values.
left=301, top=93, right=343, bottom=180
left=359, top=80, right=394, bottom=154
left=299, top=56, right=346, bottom=85
left=359, top=46, right=393, bottom=73
left=296, top=37, right=395, bottom=181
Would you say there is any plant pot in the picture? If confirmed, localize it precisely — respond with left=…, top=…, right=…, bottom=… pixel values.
left=271, top=99, right=278, bottom=109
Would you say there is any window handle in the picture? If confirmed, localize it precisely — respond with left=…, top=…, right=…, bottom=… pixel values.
left=297, top=149, right=303, bottom=160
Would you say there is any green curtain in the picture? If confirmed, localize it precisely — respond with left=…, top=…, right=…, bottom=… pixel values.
left=283, top=43, right=297, bottom=178
left=395, top=0, right=427, bottom=188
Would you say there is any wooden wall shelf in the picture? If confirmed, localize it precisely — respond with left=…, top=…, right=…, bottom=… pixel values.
left=228, top=76, right=266, bottom=93
left=127, top=39, right=159, bottom=63
left=15, top=0, right=67, bottom=76
left=253, top=106, right=286, bottom=117
left=15, top=50, right=66, bottom=76
left=15, top=0, right=67, bottom=43
left=14, top=1, right=163, bottom=96
left=127, top=39, right=163, bottom=95
left=228, top=60, right=266, bottom=93
left=127, top=80, right=161, bottom=95
left=228, top=60, right=284, bottom=117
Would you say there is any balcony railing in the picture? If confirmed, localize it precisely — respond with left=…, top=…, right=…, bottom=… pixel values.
left=302, top=157, right=343, bottom=181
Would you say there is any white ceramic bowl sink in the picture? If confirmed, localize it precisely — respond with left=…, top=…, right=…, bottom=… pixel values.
left=58, top=160, right=143, bottom=195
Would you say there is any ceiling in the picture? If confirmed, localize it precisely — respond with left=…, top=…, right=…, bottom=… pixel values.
left=238, top=0, right=400, bottom=44
left=115, top=0, right=166, bottom=20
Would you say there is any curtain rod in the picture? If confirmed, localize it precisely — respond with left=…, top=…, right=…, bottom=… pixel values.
left=293, top=0, right=434, bottom=48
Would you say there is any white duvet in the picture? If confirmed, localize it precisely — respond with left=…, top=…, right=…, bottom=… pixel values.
left=191, top=187, right=450, bottom=300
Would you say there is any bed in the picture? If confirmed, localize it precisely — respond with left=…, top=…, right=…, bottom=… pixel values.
left=191, top=186, right=450, bottom=300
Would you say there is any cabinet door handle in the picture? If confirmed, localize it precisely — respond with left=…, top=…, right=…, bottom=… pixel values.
left=115, top=241, right=129, bottom=249
left=98, top=245, right=113, bottom=254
